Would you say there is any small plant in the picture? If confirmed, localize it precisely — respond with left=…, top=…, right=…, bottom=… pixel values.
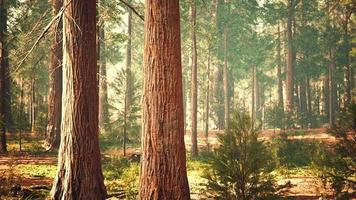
left=203, top=111, right=281, bottom=200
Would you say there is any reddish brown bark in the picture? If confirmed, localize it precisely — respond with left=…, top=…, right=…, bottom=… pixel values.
left=50, top=0, right=107, bottom=199
left=139, top=0, right=190, bottom=199
left=45, top=0, right=62, bottom=150
left=277, top=23, right=284, bottom=109
left=190, top=0, right=198, bottom=157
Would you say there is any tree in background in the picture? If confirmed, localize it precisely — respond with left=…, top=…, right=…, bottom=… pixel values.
left=190, top=0, right=198, bottom=157
left=139, top=0, right=190, bottom=198
left=50, top=0, right=107, bottom=198
left=45, top=0, right=62, bottom=150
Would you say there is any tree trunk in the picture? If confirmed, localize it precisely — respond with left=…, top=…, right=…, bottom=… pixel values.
left=286, top=0, right=294, bottom=125
left=223, top=26, right=229, bottom=128
left=251, top=66, right=256, bottom=121
left=277, top=23, right=284, bottom=109
left=300, top=78, right=307, bottom=128
left=343, top=15, right=351, bottom=109
left=98, top=23, right=109, bottom=131
left=140, top=1, right=191, bottom=199
left=204, top=50, right=210, bottom=140
left=190, top=0, right=198, bottom=157
left=50, top=1, right=107, bottom=199
left=45, top=0, right=63, bottom=150
left=329, top=48, right=335, bottom=129
left=30, top=78, right=36, bottom=133
left=123, top=8, right=133, bottom=157
left=0, top=0, right=8, bottom=152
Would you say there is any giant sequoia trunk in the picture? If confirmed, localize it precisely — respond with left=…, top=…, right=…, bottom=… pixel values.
left=50, top=0, right=107, bottom=199
left=190, top=0, right=198, bottom=157
left=45, top=0, right=62, bottom=150
left=139, top=1, right=191, bottom=199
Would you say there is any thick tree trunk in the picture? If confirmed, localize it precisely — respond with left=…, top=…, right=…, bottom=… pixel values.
left=45, top=0, right=62, bottom=150
left=139, top=1, right=191, bottom=199
left=277, top=24, right=284, bottom=109
left=286, top=0, right=294, bottom=126
left=98, top=25, right=109, bottom=131
left=190, top=0, right=198, bottom=157
left=223, top=26, right=230, bottom=128
left=50, top=1, right=107, bottom=199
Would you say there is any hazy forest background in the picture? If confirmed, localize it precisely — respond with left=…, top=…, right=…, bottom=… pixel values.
left=0, top=0, right=355, bottom=199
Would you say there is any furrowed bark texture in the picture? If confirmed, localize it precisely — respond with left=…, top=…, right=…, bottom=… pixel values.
left=50, top=0, right=107, bottom=199
left=139, top=0, right=191, bottom=199
left=46, top=0, right=63, bottom=150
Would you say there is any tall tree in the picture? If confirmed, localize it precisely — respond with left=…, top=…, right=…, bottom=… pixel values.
left=123, top=7, right=133, bottom=156
left=190, top=0, right=198, bottom=157
left=285, top=0, right=295, bottom=126
left=139, top=0, right=191, bottom=199
left=0, top=0, right=9, bottom=152
left=98, top=0, right=109, bottom=131
left=277, top=23, right=284, bottom=110
left=45, top=0, right=63, bottom=150
left=50, top=0, right=107, bottom=199
left=223, top=25, right=230, bottom=127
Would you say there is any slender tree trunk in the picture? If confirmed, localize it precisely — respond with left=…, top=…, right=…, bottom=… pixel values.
left=329, top=48, right=335, bottom=129
left=0, top=0, right=8, bottom=152
left=190, top=0, right=198, bottom=157
left=30, top=78, right=36, bottom=133
left=343, top=15, right=351, bottom=109
left=286, top=0, right=294, bottom=126
left=277, top=23, right=284, bottom=109
left=50, top=1, right=107, bottom=199
left=306, top=75, right=312, bottom=126
left=98, top=24, right=109, bottom=131
left=140, top=1, right=190, bottom=199
left=123, top=8, right=132, bottom=157
left=300, top=78, right=307, bottom=128
left=252, top=66, right=256, bottom=121
left=204, top=50, right=210, bottom=140
left=223, top=26, right=229, bottom=128
left=46, top=0, right=62, bottom=150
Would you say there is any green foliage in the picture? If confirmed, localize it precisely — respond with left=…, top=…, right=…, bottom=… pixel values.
left=314, top=103, right=356, bottom=199
left=203, top=111, right=281, bottom=200
left=108, top=68, right=141, bottom=145
left=274, top=136, right=324, bottom=168
left=265, top=102, right=285, bottom=130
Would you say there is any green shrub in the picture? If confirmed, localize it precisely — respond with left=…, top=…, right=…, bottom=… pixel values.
left=203, top=112, right=281, bottom=200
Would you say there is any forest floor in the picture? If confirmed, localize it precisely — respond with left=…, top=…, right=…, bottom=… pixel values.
left=0, top=128, right=353, bottom=199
